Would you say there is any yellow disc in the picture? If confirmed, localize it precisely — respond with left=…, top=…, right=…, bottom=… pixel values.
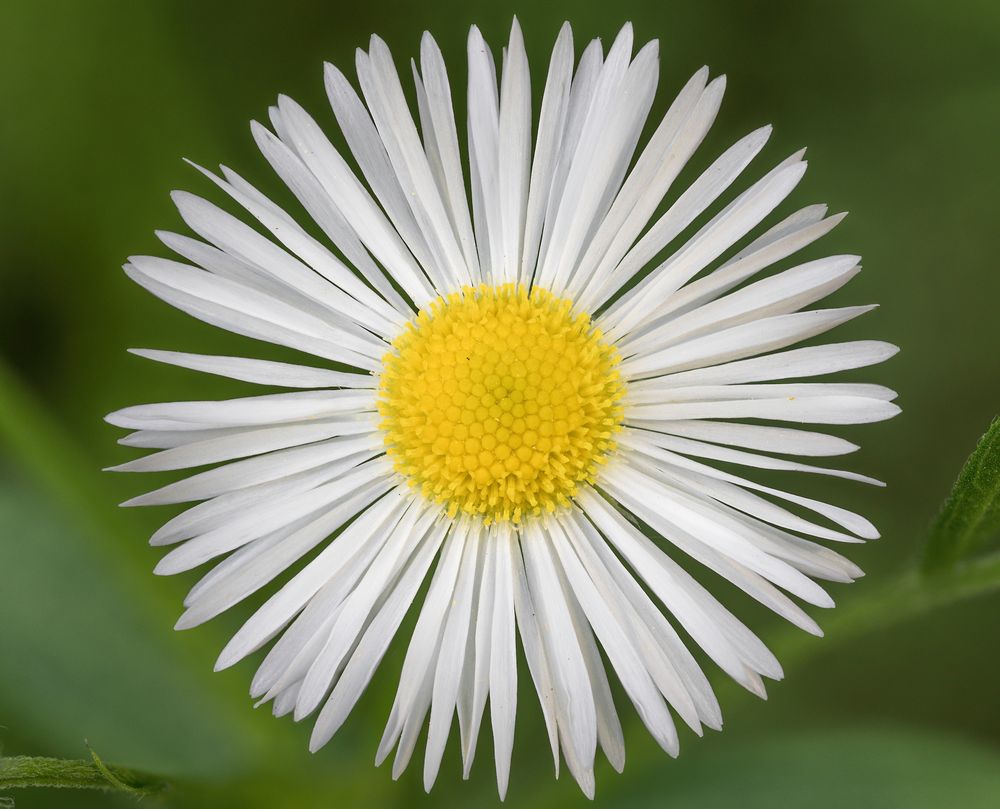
left=377, top=284, right=624, bottom=525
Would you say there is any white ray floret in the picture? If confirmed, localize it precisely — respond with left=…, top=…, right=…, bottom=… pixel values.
left=108, top=18, right=899, bottom=800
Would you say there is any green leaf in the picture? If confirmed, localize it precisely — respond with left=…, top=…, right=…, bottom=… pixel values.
left=616, top=726, right=1000, bottom=809
left=0, top=748, right=166, bottom=796
left=923, top=416, right=1000, bottom=572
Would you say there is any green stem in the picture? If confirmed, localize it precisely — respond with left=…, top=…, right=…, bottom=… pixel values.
left=0, top=751, right=166, bottom=796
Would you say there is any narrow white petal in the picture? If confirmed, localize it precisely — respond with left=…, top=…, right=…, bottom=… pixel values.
left=416, top=33, right=480, bottom=277
left=577, top=487, right=785, bottom=686
left=155, top=457, right=392, bottom=575
left=622, top=442, right=869, bottom=543
left=630, top=418, right=860, bottom=457
left=565, top=511, right=713, bottom=732
left=601, top=463, right=833, bottom=606
left=621, top=430, right=878, bottom=541
left=551, top=520, right=678, bottom=757
left=215, top=485, right=409, bottom=669
left=124, top=259, right=380, bottom=370
left=380, top=524, right=468, bottom=777
left=322, top=60, right=438, bottom=279
left=626, top=395, right=900, bottom=426
left=534, top=37, right=603, bottom=285
left=632, top=340, right=900, bottom=389
left=357, top=39, right=472, bottom=290
left=275, top=95, right=435, bottom=307
left=186, top=162, right=402, bottom=336
left=171, top=187, right=396, bottom=342
left=621, top=305, right=878, bottom=379
left=109, top=419, right=371, bottom=473
left=176, top=478, right=391, bottom=629
left=520, top=22, right=573, bottom=284
left=122, top=432, right=379, bottom=507
left=296, top=500, right=433, bottom=720
left=510, top=534, right=560, bottom=774
left=572, top=71, right=728, bottom=309
left=496, top=19, right=532, bottom=285
left=621, top=255, right=862, bottom=356
left=603, top=156, right=808, bottom=339
left=129, top=348, right=376, bottom=389
left=249, top=119, right=412, bottom=315
left=422, top=522, right=479, bottom=790
left=461, top=529, right=495, bottom=774
left=310, top=515, right=449, bottom=749
left=522, top=522, right=597, bottom=798
left=656, top=209, right=846, bottom=321
left=466, top=25, right=502, bottom=280
left=489, top=526, right=518, bottom=798
left=152, top=462, right=349, bottom=546
left=107, top=389, right=375, bottom=432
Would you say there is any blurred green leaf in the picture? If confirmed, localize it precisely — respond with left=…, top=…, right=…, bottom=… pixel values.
left=0, top=356, right=289, bottom=777
left=0, top=748, right=166, bottom=796
left=616, top=726, right=1000, bottom=809
left=923, top=417, right=1000, bottom=572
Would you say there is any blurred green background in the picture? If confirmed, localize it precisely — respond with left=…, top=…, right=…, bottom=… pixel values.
left=2, top=0, right=999, bottom=806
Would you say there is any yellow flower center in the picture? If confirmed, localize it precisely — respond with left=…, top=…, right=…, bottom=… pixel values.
left=377, top=284, right=624, bottom=525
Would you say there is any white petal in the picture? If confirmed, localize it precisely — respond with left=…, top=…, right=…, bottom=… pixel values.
left=496, top=19, right=532, bottom=285
left=171, top=188, right=395, bottom=343
left=460, top=527, right=495, bottom=775
left=632, top=340, right=900, bottom=389
left=176, top=478, right=392, bottom=629
left=322, top=60, right=438, bottom=280
left=466, top=25, right=502, bottom=280
left=249, top=119, right=412, bottom=315
left=310, top=514, right=449, bottom=749
left=186, top=162, right=402, bottom=336
left=620, top=430, right=878, bottom=541
left=577, top=487, right=785, bottom=685
left=621, top=255, right=862, bottom=356
left=520, top=23, right=573, bottom=284
left=379, top=523, right=468, bottom=777
left=122, top=432, right=379, bottom=507
left=626, top=395, right=900, bottom=426
left=628, top=418, right=859, bottom=457
left=109, top=419, right=371, bottom=473
left=510, top=534, right=560, bottom=774
left=124, top=258, right=379, bottom=370
left=275, top=95, right=435, bottom=307
left=550, top=520, right=678, bottom=757
left=215, top=484, right=410, bottom=669
left=489, top=526, right=518, bottom=798
left=620, top=305, right=878, bottom=379
left=522, top=522, right=597, bottom=798
left=601, top=463, right=832, bottom=607
left=107, top=389, right=375, bottom=432
left=155, top=456, right=393, bottom=575
left=129, top=348, right=376, bottom=389
left=357, top=38, right=472, bottom=290
left=152, top=463, right=350, bottom=546
left=655, top=208, right=846, bottom=321
left=571, top=72, right=728, bottom=309
left=422, top=521, right=479, bottom=790
left=603, top=156, right=808, bottom=339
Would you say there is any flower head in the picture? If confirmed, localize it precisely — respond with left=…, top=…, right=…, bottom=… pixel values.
left=108, top=19, right=899, bottom=799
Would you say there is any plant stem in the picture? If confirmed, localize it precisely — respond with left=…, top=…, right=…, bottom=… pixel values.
left=0, top=753, right=166, bottom=796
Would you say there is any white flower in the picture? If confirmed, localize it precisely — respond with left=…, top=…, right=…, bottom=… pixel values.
left=108, top=19, right=899, bottom=799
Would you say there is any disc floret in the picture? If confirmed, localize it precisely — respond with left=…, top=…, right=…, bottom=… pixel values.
left=378, top=284, right=624, bottom=524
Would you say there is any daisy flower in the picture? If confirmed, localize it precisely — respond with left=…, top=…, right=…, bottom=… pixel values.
left=107, top=19, right=899, bottom=799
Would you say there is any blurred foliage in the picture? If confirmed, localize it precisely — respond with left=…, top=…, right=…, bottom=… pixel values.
left=2, top=0, right=1000, bottom=807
